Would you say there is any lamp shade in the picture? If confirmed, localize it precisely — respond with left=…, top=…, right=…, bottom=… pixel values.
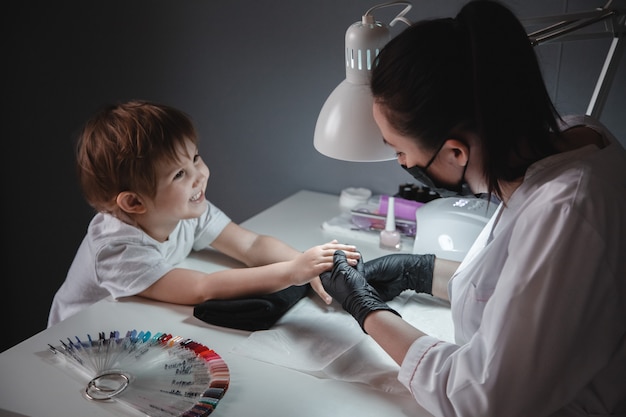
left=314, top=15, right=397, bottom=162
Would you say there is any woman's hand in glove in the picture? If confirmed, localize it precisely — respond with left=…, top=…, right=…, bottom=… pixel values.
left=320, top=251, right=400, bottom=332
left=362, top=254, right=435, bottom=301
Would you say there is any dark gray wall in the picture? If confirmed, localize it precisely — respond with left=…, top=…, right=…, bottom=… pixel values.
left=4, top=0, right=624, bottom=352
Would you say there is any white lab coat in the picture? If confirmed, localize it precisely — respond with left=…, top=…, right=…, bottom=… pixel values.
left=398, top=115, right=626, bottom=417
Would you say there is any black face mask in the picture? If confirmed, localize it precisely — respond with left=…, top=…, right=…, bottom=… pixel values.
left=401, top=164, right=466, bottom=197
left=401, top=141, right=469, bottom=198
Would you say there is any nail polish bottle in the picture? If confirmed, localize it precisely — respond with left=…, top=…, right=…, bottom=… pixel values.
left=380, top=196, right=401, bottom=250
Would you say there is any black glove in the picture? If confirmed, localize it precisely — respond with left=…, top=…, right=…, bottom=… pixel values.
left=362, top=254, right=435, bottom=301
left=321, top=251, right=400, bottom=333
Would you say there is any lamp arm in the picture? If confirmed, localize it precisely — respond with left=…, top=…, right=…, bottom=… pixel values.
left=587, top=34, right=624, bottom=118
left=523, top=4, right=625, bottom=119
left=364, top=1, right=413, bottom=27
left=529, top=9, right=619, bottom=46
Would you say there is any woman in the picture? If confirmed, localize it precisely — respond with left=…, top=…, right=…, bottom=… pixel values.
left=320, top=1, right=626, bottom=415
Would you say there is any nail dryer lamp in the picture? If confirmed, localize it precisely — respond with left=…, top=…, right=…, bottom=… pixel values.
left=412, top=197, right=498, bottom=262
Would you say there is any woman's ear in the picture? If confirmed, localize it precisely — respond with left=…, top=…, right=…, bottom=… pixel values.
left=442, top=138, right=470, bottom=168
left=116, top=191, right=147, bottom=214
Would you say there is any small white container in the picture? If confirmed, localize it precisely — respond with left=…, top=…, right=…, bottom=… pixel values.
left=339, top=187, right=372, bottom=212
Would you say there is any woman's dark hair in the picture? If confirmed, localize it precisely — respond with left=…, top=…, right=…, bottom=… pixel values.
left=371, top=0, right=561, bottom=199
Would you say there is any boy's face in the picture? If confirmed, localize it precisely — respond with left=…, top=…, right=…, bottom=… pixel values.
left=148, top=139, right=210, bottom=222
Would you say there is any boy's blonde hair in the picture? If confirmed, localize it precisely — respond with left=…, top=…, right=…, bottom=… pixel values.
left=76, top=100, right=198, bottom=214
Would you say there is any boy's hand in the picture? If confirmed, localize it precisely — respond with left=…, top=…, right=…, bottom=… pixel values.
left=292, top=240, right=360, bottom=304
left=310, top=277, right=333, bottom=304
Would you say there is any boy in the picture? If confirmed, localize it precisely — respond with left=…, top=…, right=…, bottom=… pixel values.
left=48, top=100, right=359, bottom=326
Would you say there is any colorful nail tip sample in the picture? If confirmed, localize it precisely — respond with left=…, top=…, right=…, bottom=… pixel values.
left=48, top=329, right=230, bottom=417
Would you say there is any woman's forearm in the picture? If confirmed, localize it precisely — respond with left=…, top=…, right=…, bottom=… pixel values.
left=363, top=310, right=428, bottom=365
left=431, top=258, right=459, bottom=301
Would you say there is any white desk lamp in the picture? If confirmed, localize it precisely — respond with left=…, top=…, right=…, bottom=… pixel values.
left=314, top=0, right=625, bottom=162
left=313, top=1, right=412, bottom=162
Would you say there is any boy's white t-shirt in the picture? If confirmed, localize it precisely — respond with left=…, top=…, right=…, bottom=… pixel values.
left=47, top=200, right=231, bottom=327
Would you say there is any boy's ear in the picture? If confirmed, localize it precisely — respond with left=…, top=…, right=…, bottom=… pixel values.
left=116, top=192, right=147, bottom=214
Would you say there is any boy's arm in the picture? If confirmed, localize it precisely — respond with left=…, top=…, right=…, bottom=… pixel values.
left=210, top=222, right=359, bottom=303
left=139, top=262, right=295, bottom=304
left=138, top=223, right=359, bottom=305
left=210, top=222, right=302, bottom=267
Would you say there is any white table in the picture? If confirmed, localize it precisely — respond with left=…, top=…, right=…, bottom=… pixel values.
left=0, top=190, right=451, bottom=417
